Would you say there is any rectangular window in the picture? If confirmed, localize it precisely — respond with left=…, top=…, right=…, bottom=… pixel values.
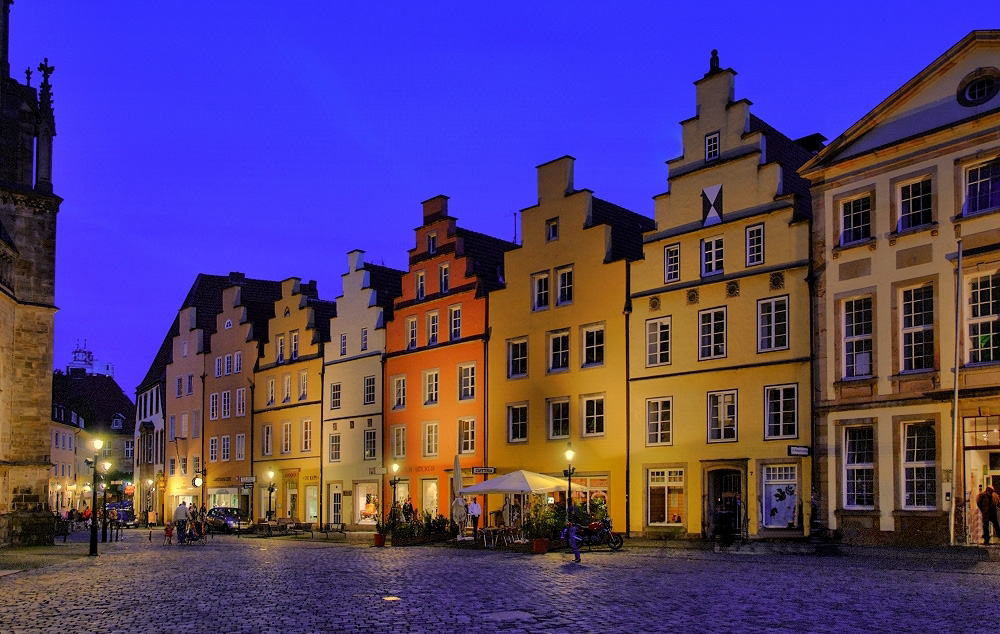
left=209, top=393, right=219, bottom=420
left=423, top=422, right=439, bottom=457
left=439, top=264, right=450, bottom=294
left=186, top=374, right=194, bottom=395
left=844, top=297, right=874, bottom=378
left=425, top=312, right=439, bottom=346
left=763, top=465, right=798, bottom=528
left=221, top=390, right=231, bottom=418
left=215, top=357, right=223, bottom=378
left=583, top=395, right=605, bottom=436
left=235, top=434, right=245, bottom=461
left=424, top=370, right=439, bottom=405
left=548, top=330, right=570, bottom=372
left=169, top=458, right=176, bottom=476
left=209, top=437, right=218, bottom=462
left=329, top=383, right=341, bottom=409
left=415, top=271, right=426, bottom=300
left=299, top=371, right=308, bottom=400
left=532, top=273, right=550, bottom=311
left=758, top=297, right=788, bottom=352
left=276, top=334, right=285, bottom=363
left=899, top=178, right=932, bottom=230
left=845, top=426, right=875, bottom=508
left=234, top=351, right=242, bottom=373
left=460, top=419, right=476, bottom=454
left=364, top=429, right=377, bottom=460
left=392, top=376, right=406, bottom=409
left=406, top=317, right=417, bottom=350
left=903, top=423, right=936, bottom=509
left=507, top=404, right=527, bottom=443
left=708, top=390, right=737, bottom=442
left=902, top=285, right=934, bottom=372
left=449, top=306, right=462, bottom=341
left=124, top=440, right=133, bottom=460
left=363, top=376, right=376, bottom=404
left=646, top=317, right=671, bottom=366
left=290, top=330, right=299, bottom=360
left=507, top=338, right=527, bottom=378
left=340, top=333, right=347, bottom=356
left=701, top=236, right=723, bottom=276
left=181, top=413, right=189, bottom=438
left=548, top=399, right=569, bottom=439
left=841, top=195, right=872, bottom=245
left=302, top=420, right=312, bottom=452
left=966, top=161, right=1000, bottom=215
left=361, top=328, right=368, bottom=351
left=224, top=354, right=233, bottom=375
left=267, top=378, right=275, bottom=406
left=648, top=469, right=684, bottom=526
left=556, top=266, right=573, bottom=305
left=647, top=397, right=672, bottom=445
left=169, top=415, right=176, bottom=440
left=699, top=307, right=727, bottom=360
left=392, top=425, right=405, bottom=459
left=746, top=223, right=764, bottom=266
left=968, top=272, right=1000, bottom=364
left=765, top=384, right=797, bottom=439
left=282, top=421, right=292, bottom=453
left=705, top=132, right=720, bottom=161
left=664, top=244, right=680, bottom=282
left=263, top=425, right=272, bottom=456
left=546, top=218, right=559, bottom=241
left=458, top=364, right=475, bottom=400
left=176, top=377, right=182, bottom=398
left=583, top=325, right=604, bottom=367
left=427, top=232, right=437, bottom=254
left=282, top=374, right=291, bottom=403
left=329, top=434, right=341, bottom=462
left=221, top=435, right=230, bottom=461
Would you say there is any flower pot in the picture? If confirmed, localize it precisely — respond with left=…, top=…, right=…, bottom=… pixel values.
left=374, top=533, right=386, bottom=547
left=532, top=538, right=548, bottom=554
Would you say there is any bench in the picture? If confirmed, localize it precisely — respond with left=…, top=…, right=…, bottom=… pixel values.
left=255, top=520, right=282, bottom=537
left=321, top=522, right=346, bottom=539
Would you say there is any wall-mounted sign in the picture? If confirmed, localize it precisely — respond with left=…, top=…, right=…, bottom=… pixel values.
left=787, top=445, right=810, bottom=457
left=240, top=476, right=256, bottom=483
left=472, top=467, right=496, bottom=474
left=242, top=483, right=254, bottom=490
left=368, top=467, right=388, bottom=475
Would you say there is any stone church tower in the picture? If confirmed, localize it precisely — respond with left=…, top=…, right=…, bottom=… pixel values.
left=0, top=0, right=60, bottom=546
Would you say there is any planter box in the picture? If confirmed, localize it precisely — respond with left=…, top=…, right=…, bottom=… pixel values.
left=373, top=534, right=386, bottom=547
left=390, top=535, right=428, bottom=547
left=532, top=538, right=548, bottom=554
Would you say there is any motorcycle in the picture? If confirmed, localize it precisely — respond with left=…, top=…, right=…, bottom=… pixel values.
left=576, top=517, right=623, bottom=551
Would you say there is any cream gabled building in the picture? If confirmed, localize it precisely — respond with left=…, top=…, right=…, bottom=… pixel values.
left=628, top=53, right=817, bottom=539
left=322, top=250, right=402, bottom=529
left=802, top=31, right=1000, bottom=546
left=487, top=157, right=652, bottom=529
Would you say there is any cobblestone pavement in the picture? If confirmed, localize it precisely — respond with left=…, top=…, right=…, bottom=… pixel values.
left=1, top=532, right=998, bottom=633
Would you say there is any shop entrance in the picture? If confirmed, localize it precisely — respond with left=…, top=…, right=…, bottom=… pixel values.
left=705, top=468, right=743, bottom=539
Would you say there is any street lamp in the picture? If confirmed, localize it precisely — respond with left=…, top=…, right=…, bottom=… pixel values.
left=564, top=443, right=576, bottom=522
left=267, top=470, right=275, bottom=521
left=145, top=479, right=153, bottom=525
left=389, top=463, right=401, bottom=524
left=100, top=461, right=111, bottom=543
left=88, top=439, right=104, bottom=556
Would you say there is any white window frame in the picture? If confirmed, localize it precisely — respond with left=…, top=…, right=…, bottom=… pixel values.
left=302, top=419, right=312, bottom=452
left=281, top=421, right=292, bottom=454
left=699, top=307, right=727, bottom=360
left=392, top=376, right=406, bottom=409
left=556, top=266, right=573, bottom=306
left=701, top=236, right=723, bottom=276
left=582, top=324, right=604, bottom=367
left=439, top=263, right=450, bottom=294
left=221, top=390, right=231, bottom=419
left=507, top=338, right=527, bottom=378
left=459, top=418, right=476, bottom=454
left=209, top=437, right=218, bottom=462
left=423, top=422, right=439, bottom=457
left=267, top=378, right=275, bottom=406
left=415, top=271, right=426, bottom=300
left=209, top=393, right=219, bottom=420
left=532, top=273, right=550, bottom=311
left=764, top=384, right=797, bottom=439
left=224, top=354, right=233, bottom=375
left=363, top=429, right=377, bottom=460
left=844, top=297, right=874, bottom=378
left=221, top=435, right=230, bottom=462
left=391, top=425, right=406, bottom=460
left=363, top=376, right=376, bottom=405
left=705, top=132, right=720, bottom=161
left=844, top=426, right=875, bottom=509
left=427, top=312, right=439, bottom=346
left=276, top=334, right=285, bottom=363
left=215, top=356, right=223, bottom=378
left=646, top=317, right=671, bottom=367
left=901, top=285, right=934, bottom=372
left=458, top=363, right=476, bottom=400
left=966, top=161, right=1000, bottom=215
left=899, top=177, right=933, bottom=231
left=548, top=330, right=570, bottom=372
left=507, top=403, right=528, bottom=443
left=758, top=296, right=789, bottom=352
left=361, top=328, right=368, bottom=351
left=235, top=434, right=246, bottom=461
left=841, top=194, right=872, bottom=246
left=548, top=398, right=569, bottom=440
left=664, top=244, right=680, bottom=282
left=449, top=305, right=462, bottom=341
left=330, top=383, right=341, bottom=410
left=546, top=218, right=559, bottom=241
left=424, top=370, right=439, bottom=405
left=582, top=394, right=605, bottom=437
left=707, top=390, right=737, bottom=442
left=329, top=434, right=341, bottom=462
left=406, top=317, right=418, bottom=350
left=282, top=374, right=291, bottom=403
left=234, top=351, right=242, bottom=373
left=968, top=272, right=1000, bottom=364
left=299, top=371, right=308, bottom=400
left=290, top=330, right=299, bottom=360
left=262, top=425, right=273, bottom=456
left=902, top=422, right=936, bottom=510
left=648, top=468, right=685, bottom=526
left=746, top=223, right=764, bottom=266
left=340, top=333, right=347, bottom=356
left=646, top=397, right=672, bottom=446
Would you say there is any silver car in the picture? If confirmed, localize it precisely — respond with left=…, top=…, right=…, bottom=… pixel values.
left=206, top=507, right=252, bottom=533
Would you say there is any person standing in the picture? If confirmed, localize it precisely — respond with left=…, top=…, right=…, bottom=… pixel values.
left=173, top=501, right=191, bottom=544
left=566, top=521, right=581, bottom=563
left=978, top=486, right=1000, bottom=545
left=468, top=497, right=482, bottom=539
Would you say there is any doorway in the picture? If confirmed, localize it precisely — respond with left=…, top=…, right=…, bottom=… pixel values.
left=706, top=468, right=743, bottom=538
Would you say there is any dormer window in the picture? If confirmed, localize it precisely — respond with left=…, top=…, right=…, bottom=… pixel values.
left=705, top=132, right=720, bottom=161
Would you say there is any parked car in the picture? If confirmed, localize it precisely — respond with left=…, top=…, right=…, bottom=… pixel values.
left=206, top=507, right=252, bottom=533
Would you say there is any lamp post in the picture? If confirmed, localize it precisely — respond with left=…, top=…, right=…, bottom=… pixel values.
left=563, top=443, right=576, bottom=523
left=267, top=470, right=275, bottom=521
left=88, top=439, right=104, bottom=556
left=389, top=463, right=401, bottom=524
left=100, top=461, right=111, bottom=543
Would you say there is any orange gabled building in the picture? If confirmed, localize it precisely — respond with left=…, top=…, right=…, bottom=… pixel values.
left=383, top=196, right=516, bottom=519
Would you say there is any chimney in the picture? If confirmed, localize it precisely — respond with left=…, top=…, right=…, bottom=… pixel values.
left=422, top=195, right=449, bottom=224
left=537, top=155, right=575, bottom=203
left=695, top=49, right=736, bottom=113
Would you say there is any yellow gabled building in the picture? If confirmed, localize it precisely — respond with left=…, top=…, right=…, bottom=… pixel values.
left=487, top=156, right=653, bottom=529
left=252, top=278, right=335, bottom=526
left=628, top=52, right=817, bottom=540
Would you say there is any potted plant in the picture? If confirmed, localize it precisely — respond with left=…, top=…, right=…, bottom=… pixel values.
left=523, top=502, right=556, bottom=554
left=374, top=509, right=388, bottom=547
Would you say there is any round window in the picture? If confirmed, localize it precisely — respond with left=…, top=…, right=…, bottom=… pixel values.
left=957, top=68, right=1000, bottom=107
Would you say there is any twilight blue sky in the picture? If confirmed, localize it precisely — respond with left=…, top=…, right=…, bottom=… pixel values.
left=9, top=2, right=988, bottom=395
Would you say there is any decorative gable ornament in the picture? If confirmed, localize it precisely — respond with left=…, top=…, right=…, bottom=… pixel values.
left=702, top=184, right=722, bottom=226
left=649, top=296, right=661, bottom=311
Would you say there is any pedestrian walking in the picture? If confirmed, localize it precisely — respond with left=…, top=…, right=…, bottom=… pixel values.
left=565, top=521, right=581, bottom=562
left=173, top=501, right=190, bottom=544
left=468, top=497, right=482, bottom=539
left=978, top=485, right=1000, bottom=544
